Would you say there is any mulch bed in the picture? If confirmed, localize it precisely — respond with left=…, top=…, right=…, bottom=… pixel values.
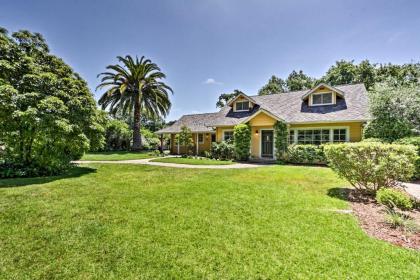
left=347, top=190, right=420, bottom=250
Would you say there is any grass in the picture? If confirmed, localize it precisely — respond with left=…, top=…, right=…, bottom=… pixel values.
left=80, top=150, right=154, bottom=161
left=0, top=164, right=419, bottom=279
left=150, top=157, right=234, bottom=165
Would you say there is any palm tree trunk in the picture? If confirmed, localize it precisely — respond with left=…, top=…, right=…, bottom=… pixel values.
left=132, top=97, right=142, bottom=151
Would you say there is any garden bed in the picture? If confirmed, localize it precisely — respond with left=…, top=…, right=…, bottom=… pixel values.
left=347, top=190, right=420, bottom=250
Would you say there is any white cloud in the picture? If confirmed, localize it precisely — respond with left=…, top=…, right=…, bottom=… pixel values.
left=204, top=78, right=223, bottom=85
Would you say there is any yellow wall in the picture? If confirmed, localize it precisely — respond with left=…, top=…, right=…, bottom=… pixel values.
left=216, top=127, right=234, bottom=142
left=290, top=122, right=364, bottom=142
left=248, top=112, right=277, bottom=126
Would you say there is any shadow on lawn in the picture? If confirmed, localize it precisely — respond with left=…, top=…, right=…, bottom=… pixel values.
left=0, top=166, right=96, bottom=188
left=327, top=187, right=352, bottom=201
left=327, top=187, right=374, bottom=203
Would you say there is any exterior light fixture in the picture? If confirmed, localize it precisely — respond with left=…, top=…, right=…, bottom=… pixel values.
left=255, top=130, right=259, bottom=135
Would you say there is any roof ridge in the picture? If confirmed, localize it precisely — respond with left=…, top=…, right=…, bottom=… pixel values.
left=181, top=112, right=218, bottom=117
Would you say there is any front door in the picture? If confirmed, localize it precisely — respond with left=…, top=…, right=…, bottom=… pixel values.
left=261, top=130, right=274, bottom=158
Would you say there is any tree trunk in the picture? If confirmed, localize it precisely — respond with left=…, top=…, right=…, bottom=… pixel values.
left=132, top=96, right=142, bottom=151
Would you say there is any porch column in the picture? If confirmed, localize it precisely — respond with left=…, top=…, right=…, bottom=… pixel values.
left=196, top=133, right=199, bottom=155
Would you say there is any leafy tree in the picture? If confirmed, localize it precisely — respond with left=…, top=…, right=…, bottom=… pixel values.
left=376, top=63, right=420, bottom=86
left=258, top=75, right=287, bottom=95
left=97, top=55, right=172, bottom=151
left=286, top=70, right=314, bottom=91
left=0, top=28, right=105, bottom=177
left=176, top=125, right=194, bottom=155
left=104, top=119, right=131, bottom=151
left=323, top=60, right=358, bottom=86
left=364, top=83, right=420, bottom=142
left=216, top=89, right=244, bottom=108
left=356, top=60, right=376, bottom=90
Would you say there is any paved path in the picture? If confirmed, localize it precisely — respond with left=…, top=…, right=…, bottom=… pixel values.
left=74, top=157, right=267, bottom=169
left=404, top=182, right=420, bottom=200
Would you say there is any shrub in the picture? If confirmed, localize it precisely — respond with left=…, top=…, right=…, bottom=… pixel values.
left=104, top=119, right=131, bottom=151
left=141, top=128, right=160, bottom=150
left=324, top=143, right=417, bottom=193
left=284, top=144, right=326, bottom=165
left=177, top=126, right=194, bottom=155
left=233, top=124, right=251, bottom=161
left=362, top=138, right=384, bottom=143
left=395, top=136, right=420, bottom=179
left=376, top=188, right=413, bottom=210
left=211, top=141, right=234, bottom=160
left=274, top=121, right=288, bottom=159
left=384, top=208, right=419, bottom=233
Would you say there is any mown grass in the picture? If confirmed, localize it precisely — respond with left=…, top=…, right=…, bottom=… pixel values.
left=80, top=150, right=154, bottom=161
left=151, top=157, right=234, bottom=165
left=0, top=164, right=419, bottom=279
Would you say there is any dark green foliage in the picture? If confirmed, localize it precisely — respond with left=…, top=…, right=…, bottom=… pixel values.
left=284, top=145, right=326, bottom=165
left=216, top=89, right=244, bottom=108
left=0, top=28, right=105, bottom=177
left=395, top=136, right=420, bottom=179
left=376, top=188, right=413, bottom=211
left=104, top=119, right=131, bottom=151
left=274, top=121, right=288, bottom=159
left=97, top=55, right=172, bottom=150
left=233, top=124, right=251, bottom=161
left=258, top=75, right=287, bottom=95
left=286, top=70, right=314, bottom=91
left=323, top=60, right=359, bottom=87
left=141, top=128, right=160, bottom=150
left=364, top=83, right=419, bottom=142
left=324, top=143, right=417, bottom=193
left=210, top=141, right=235, bottom=160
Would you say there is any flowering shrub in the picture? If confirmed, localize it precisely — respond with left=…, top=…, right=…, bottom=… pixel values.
left=324, top=143, right=417, bottom=193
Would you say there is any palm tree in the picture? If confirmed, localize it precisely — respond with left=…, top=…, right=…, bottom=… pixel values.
left=97, top=55, right=172, bottom=150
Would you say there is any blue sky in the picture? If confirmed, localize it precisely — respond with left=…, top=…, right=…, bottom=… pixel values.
left=2, top=0, right=420, bottom=120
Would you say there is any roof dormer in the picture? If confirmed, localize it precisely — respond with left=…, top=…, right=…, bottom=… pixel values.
left=302, top=83, right=345, bottom=106
left=227, top=93, right=258, bottom=112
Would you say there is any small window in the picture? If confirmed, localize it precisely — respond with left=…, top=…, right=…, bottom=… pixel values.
left=297, top=129, right=331, bottom=145
left=333, top=129, right=347, bottom=143
left=288, top=130, right=295, bottom=144
left=198, top=134, right=204, bottom=144
left=312, top=92, right=333, bottom=105
left=211, top=134, right=216, bottom=142
left=235, top=101, right=249, bottom=111
left=223, top=131, right=234, bottom=142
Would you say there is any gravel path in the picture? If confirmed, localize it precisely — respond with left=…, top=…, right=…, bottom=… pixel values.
left=73, top=158, right=267, bottom=169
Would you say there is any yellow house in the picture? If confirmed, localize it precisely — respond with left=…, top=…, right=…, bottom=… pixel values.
left=156, top=83, right=370, bottom=159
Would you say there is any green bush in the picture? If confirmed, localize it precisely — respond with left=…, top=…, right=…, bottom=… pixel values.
left=362, top=138, right=384, bottom=143
left=104, top=119, right=131, bottom=151
left=376, top=188, right=413, bottom=210
left=211, top=141, right=235, bottom=160
left=141, top=128, right=160, bottom=150
left=395, top=136, right=420, bottom=179
left=274, top=121, right=288, bottom=159
left=233, top=124, right=251, bottom=161
left=324, top=143, right=417, bottom=193
left=284, top=144, right=326, bottom=165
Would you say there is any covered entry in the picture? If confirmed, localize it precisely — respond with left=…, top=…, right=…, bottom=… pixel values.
left=261, top=130, right=274, bottom=158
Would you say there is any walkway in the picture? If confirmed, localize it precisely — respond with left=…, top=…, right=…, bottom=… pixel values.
left=404, top=182, right=420, bottom=200
left=74, top=158, right=267, bottom=169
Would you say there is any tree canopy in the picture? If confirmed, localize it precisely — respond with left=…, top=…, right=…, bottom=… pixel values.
left=0, top=28, right=105, bottom=177
left=216, top=89, right=245, bottom=108
left=258, top=75, right=287, bottom=96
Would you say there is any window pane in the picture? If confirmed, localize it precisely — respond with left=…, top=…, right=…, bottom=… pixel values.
left=312, top=94, right=322, bottom=104
left=333, top=129, right=347, bottom=143
left=323, top=93, right=332, bottom=104
left=198, top=134, right=204, bottom=142
left=224, top=131, right=234, bottom=141
left=288, top=130, right=295, bottom=144
left=235, top=101, right=249, bottom=111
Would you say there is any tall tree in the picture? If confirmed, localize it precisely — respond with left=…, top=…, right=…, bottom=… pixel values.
left=97, top=55, right=172, bottom=150
left=258, top=75, right=287, bottom=95
left=356, top=60, right=376, bottom=90
left=286, top=70, right=314, bottom=91
left=216, top=89, right=244, bottom=108
left=323, top=60, right=358, bottom=86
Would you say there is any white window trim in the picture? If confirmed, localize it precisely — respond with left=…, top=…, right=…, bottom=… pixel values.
left=289, top=126, right=350, bottom=144
left=222, top=129, right=234, bottom=142
left=259, top=129, right=276, bottom=159
left=310, top=92, right=334, bottom=106
left=234, top=101, right=250, bottom=112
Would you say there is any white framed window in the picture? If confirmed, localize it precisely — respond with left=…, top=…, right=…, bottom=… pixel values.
left=198, top=133, right=204, bottom=144
left=235, top=101, right=250, bottom=111
left=312, top=92, right=333, bottom=106
left=289, top=127, right=349, bottom=145
left=223, top=130, right=234, bottom=142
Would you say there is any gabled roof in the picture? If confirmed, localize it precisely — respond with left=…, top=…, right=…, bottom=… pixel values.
left=157, top=83, right=370, bottom=134
left=301, top=83, right=345, bottom=100
left=226, top=93, right=258, bottom=106
left=155, top=113, right=218, bottom=134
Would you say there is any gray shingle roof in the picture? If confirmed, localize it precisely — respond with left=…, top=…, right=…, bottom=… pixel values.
left=157, top=83, right=370, bottom=134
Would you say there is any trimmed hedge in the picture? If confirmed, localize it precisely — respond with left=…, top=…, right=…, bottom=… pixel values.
left=210, top=141, right=235, bottom=160
left=376, top=188, right=413, bottom=211
left=284, top=144, right=327, bottom=165
left=324, top=143, right=417, bottom=193
left=395, top=136, right=420, bottom=179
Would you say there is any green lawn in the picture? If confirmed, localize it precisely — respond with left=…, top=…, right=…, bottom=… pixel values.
left=151, top=157, right=234, bottom=165
left=80, top=150, right=154, bottom=161
left=0, top=164, right=419, bottom=279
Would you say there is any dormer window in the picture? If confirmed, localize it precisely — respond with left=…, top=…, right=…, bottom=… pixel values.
left=312, top=92, right=333, bottom=105
left=235, top=101, right=250, bottom=111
